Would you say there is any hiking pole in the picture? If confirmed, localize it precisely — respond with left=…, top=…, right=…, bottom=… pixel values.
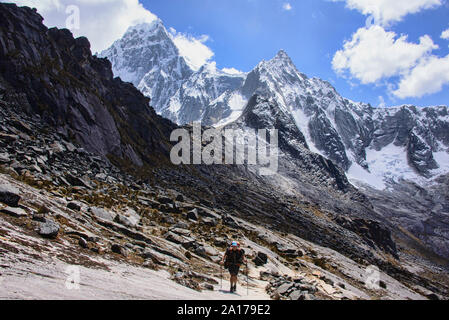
left=220, top=263, right=223, bottom=290
left=246, top=261, right=249, bottom=296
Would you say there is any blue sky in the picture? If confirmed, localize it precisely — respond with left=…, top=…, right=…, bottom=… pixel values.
left=142, top=0, right=449, bottom=107
left=9, top=0, right=449, bottom=108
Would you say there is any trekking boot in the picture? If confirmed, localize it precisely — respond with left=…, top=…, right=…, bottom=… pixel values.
left=233, top=284, right=237, bottom=293
left=230, top=284, right=234, bottom=293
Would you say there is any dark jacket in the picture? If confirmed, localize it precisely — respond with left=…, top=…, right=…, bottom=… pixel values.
left=224, top=248, right=245, bottom=266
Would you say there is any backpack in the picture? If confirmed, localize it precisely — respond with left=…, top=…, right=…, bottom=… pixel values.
left=224, top=248, right=245, bottom=267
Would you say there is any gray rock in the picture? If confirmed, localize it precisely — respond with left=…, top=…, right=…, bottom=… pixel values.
left=111, top=243, right=127, bottom=256
left=65, top=174, right=94, bottom=189
left=78, top=237, right=88, bottom=248
left=32, top=212, right=46, bottom=222
left=170, top=228, right=191, bottom=236
left=141, top=249, right=166, bottom=265
left=201, top=283, right=214, bottom=291
left=253, top=251, right=268, bottom=266
left=187, top=209, right=198, bottom=221
left=0, top=152, right=10, bottom=163
left=114, top=210, right=140, bottom=228
left=222, top=214, right=239, bottom=228
left=157, top=196, right=174, bottom=205
left=67, top=202, right=81, bottom=211
left=1, top=206, right=27, bottom=217
left=289, top=290, right=303, bottom=300
left=277, top=282, right=293, bottom=295
left=38, top=219, right=60, bottom=239
left=90, top=207, right=116, bottom=222
left=165, top=232, right=195, bottom=248
left=0, top=184, right=21, bottom=207
left=202, top=217, right=217, bottom=227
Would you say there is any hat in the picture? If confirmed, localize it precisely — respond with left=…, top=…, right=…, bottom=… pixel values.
left=231, top=241, right=238, bottom=247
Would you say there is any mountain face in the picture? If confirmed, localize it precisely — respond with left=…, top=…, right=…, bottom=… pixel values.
left=99, top=22, right=246, bottom=124
left=220, top=50, right=449, bottom=186
left=102, top=24, right=449, bottom=188
left=160, top=63, right=246, bottom=124
left=0, top=4, right=175, bottom=167
left=99, top=21, right=193, bottom=114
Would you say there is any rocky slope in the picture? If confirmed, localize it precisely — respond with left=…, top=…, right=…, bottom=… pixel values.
left=0, top=5, right=175, bottom=168
left=2, top=90, right=446, bottom=300
left=0, top=3, right=448, bottom=300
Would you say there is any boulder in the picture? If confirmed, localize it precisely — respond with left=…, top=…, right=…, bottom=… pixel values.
left=202, top=217, right=217, bottom=227
left=289, top=290, right=303, bottom=300
left=0, top=133, right=19, bottom=143
left=0, top=184, right=21, bottom=207
left=222, top=214, right=239, bottom=228
left=67, top=202, right=81, bottom=211
left=1, top=206, right=28, bottom=218
left=65, top=174, right=94, bottom=189
left=141, top=249, right=167, bottom=265
left=111, top=243, right=127, bottom=256
left=38, top=219, right=60, bottom=239
left=214, top=238, right=228, bottom=248
left=277, top=282, right=293, bottom=295
left=170, top=228, right=191, bottom=237
left=0, top=152, right=10, bottom=163
left=165, top=232, right=195, bottom=248
left=196, top=207, right=221, bottom=219
left=157, top=196, right=174, bottom=205
left=90, top=207, right=116, bottom=222
left=78, top=237, right=88, bottom=248
left=32, top=212, right=46, bottom=222
left=276, top=244, right=299, bottom=257
left=203, top=244, right=219, bottom=256
left=114, top=208, right=140, bottom=228
left=187, top=209, right=198, bottom=221
left=253, top=251, right=268, bottom=266
left=201, top=283, right=214, bottom=291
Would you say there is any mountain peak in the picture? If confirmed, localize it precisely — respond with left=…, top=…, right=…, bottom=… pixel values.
left=275, top=49, right=290, bottom=59
left=258, top=49, right=295, bottom=70
left=124, top=18, right=165, bottom=37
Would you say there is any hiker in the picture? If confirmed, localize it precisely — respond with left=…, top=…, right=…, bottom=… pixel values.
left=221, top=241, right=246, bottom=293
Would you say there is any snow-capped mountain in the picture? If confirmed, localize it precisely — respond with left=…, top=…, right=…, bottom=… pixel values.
left=99, top=20, right=246, bottom=123
left=99, top=20, right=193, bottom=113
left=160, top=62, right=246, bottom=124
left=101, top=21, right=449, bottom=190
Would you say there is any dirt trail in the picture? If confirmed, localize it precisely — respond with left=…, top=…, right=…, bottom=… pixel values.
left=0, top=255, right=269, bottom=300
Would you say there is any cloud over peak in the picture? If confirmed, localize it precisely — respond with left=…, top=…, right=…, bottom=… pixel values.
left=282, top=3, right=293, bottom=11
left=332, top=0, right=442, bottom=26
left=332, top=25, right=437, bottom=84
left=169, top=29, right=214, bottom=71
left=7, top=0, right=158, bottom=53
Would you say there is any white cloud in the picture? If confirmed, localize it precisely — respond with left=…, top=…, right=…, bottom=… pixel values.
left=332, top=25, right=437, bottom=84
left=169, top=30, right=214, bottom=71
left=332, top=0, right=442, bottom=26
left=442, top=28, right=449, bottom=40
left=6, top=0, right=158, bottom=53
left=282, top=3, right=292, bottom=11
left=222, top=67, right=244, bottom=75
left=378, top=95, right=386, bottom=108
left=393, top=54, right=449, bottom=98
